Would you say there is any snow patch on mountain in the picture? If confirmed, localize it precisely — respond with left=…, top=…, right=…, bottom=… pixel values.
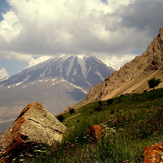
left=15, top=82, right=22, bottom=86
left=68, top=82, right=87, bottom=94
left=40, top=66, right=49, bottom=78
left=77, top=57, right=87, bottom=79
left=66, top=57, right=75, bottom=77
left=22, top=75, right=31, bottom=83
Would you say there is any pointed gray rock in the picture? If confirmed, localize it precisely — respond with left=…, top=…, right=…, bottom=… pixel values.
left=0, top=102, right=67, bottom=162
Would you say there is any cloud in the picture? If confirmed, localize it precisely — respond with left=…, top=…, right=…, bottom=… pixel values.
left=27, top=56, right=52, bottom=67
left=0, top=50, right=52, bottom=70
left=119, top=0, right=163, bottom=35
left=0, top=0, right=162, bottom=62
left=0, top=51, right=32, bottom=62
left=0, top=68, right=9, bottom=79
left=0, top=10, right=22, bottom=42
left=97, top=54, right=137, bottom=69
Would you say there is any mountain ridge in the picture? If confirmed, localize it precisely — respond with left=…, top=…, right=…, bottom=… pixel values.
left=74, top=27, right=163, bottom=109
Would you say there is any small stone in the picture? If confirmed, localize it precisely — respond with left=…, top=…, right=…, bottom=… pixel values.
left=143, top=143, right=163, bottom=163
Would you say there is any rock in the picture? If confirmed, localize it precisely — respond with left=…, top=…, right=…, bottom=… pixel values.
left=89, top=125, right=102, bottom=144
left=0, top=101, right=67, bottom=163
left=59, top=106, right=73, bottom=115
left=64, top=106, right=72, bottom=113
left=89, top=124, right=116, bottom=144
left=143, top=143, right=163, bottom=163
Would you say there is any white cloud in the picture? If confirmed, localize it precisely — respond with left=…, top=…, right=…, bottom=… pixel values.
left=109, top=54, right=137, bottom=69
left=0, top=0, right=162, bottom=63
left=0, top=10, right=22, bottom=42
left=0, top=68, right=9, bottom=79
left=28, top=56, right=52, bottom=67
left=97, top=54, right=137, bottom=69
left=0, top=51, right=32, bottom=62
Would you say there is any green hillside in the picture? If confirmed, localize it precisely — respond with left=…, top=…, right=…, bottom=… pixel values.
left=13, top=88, right=163, bottom=162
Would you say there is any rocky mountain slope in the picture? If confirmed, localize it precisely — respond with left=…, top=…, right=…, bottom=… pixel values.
left=0, top=56, right=114, bottom=133
left=74, top=27, right=163, bottom=108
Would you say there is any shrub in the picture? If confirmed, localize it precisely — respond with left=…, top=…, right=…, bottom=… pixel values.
left=98, top=101, right=102, bottom=105
left=69, top=108, right=75, bottom=114
left=143, top=90, right=147, bottom=93
left=147, top=77, right=161, bottom=90
left=57, top=115, right=64, bottom=122
left=111, top=109, right=114, bottom=114
left=94, top=106, right=102, bottom=112
left=107, top=99, right=114, bottom=105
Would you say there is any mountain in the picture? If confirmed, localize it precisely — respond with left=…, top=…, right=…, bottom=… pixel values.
left=0, top=56, right=114, bottom=91
left=0, top=55, right=115, bottom=133
left=74, top=27, right=163, bottom=109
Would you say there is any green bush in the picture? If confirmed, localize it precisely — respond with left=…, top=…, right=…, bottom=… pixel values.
left=69, top=108, right=75, bottom=114
left=111, top=109, right=114, bottom=114
left=94, top=106, right=102, bottom=112
left=107, top=99, right=114, bottom=105
left=57, top=115, right=64, bottom=122
left=143, top=90, right=147, bottom=93
left=98, top=100, right=102, bottom=105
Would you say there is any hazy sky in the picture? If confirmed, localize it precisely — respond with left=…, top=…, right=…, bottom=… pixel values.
left=0, top=0, right=163, bottom=77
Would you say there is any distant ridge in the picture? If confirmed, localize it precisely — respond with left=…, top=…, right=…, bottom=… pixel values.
left=74, top=27, right=163, bottom=109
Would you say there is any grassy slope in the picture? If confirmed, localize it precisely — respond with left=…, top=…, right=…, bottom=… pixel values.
left=61, top=88, right=163, bottom=126
left=13, top=88, right=163, bottom=162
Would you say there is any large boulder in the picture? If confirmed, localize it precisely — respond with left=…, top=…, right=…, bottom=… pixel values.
left=0, top=101, right=67, bottom=162
left=143, top=143, right=163, bottom=163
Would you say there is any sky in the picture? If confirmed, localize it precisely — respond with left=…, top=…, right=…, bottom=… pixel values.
left=0, top=0, right=163, bottom=78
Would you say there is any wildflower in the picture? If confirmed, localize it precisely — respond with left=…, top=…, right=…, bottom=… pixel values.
left=47, top=151, right=51, bottom=156
left=19, top=159, right=24, bottom=162
left=12, top=158, right=16, bottom=161
left=71, top=143, right=75, bottom=147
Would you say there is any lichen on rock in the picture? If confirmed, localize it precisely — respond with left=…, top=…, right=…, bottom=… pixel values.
left=0, top=101, right=67, bottom=163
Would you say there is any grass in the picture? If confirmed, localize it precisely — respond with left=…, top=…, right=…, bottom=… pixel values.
left=11, top=88, right=163, bottom=162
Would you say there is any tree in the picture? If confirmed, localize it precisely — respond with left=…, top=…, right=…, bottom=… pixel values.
left=147, top=77, right=161, bottom=90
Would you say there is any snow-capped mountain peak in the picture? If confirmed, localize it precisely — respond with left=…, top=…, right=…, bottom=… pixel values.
left=0, top=55, right=115, bottom=92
